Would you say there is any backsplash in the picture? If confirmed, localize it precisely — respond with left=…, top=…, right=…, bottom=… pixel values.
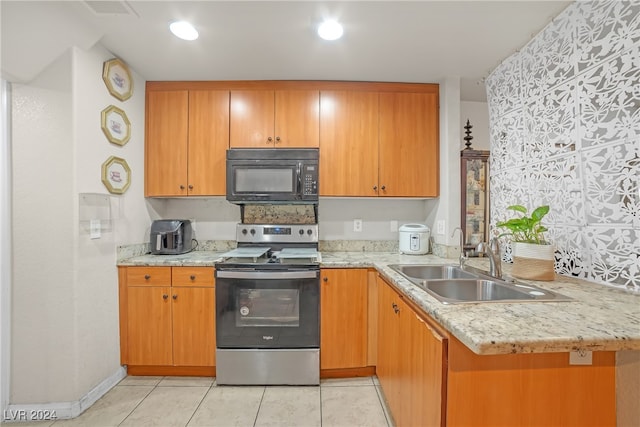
left=243, top=204, right=316, bottom=224
left=486, top=0, right=639, bottom=291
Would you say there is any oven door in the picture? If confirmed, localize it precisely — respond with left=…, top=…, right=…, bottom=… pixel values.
left=215, top=269, right=319, bottom=349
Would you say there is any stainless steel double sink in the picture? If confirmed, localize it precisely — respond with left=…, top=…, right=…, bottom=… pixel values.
left=388, top=264, right=571, bottom=304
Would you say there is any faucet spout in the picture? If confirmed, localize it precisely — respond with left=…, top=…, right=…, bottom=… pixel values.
left=451, top=227, right=467, bottom=269
left=476, top=237, right=502, bottom=279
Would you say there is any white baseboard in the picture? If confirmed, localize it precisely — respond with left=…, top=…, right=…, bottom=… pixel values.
left=2, top=366, right=126, bottom=422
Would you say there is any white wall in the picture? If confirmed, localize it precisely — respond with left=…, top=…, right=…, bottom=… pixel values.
left=12, top=52, right=77, bottom=403
left=9, top=43, right=148, bottom=411
left=1, top=80, right=12, bottom=416
left=72, top=44, right=148, bottom=399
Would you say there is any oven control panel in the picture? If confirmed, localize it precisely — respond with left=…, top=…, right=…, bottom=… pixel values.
left=237, top=224, right=318, bottom=243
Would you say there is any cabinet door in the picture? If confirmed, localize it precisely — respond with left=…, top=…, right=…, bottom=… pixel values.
left=172, top=287, right=216, bottom=366
left=274, top=90, right=319, bottom=147
left=230, top=90, right=274, bottom=147
left=319, top=91, right=379, bottom=196
left=377, top=277, right=446, bottom=427
left=376, top=277, right=402, bottom=422
left=320, top=269, right=368, bottom=370
left=145, top=90, right=189, bottom=196
left=188, top=91, right=229, bottom=195
left=406, top=306, right=446, bottom=427
left=379, top=91, right=439, bottom=197
left=127, top=286, right=173, bottom=365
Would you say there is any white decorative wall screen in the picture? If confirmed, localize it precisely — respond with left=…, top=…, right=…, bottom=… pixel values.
left=486, top=0, right=639, bottom=291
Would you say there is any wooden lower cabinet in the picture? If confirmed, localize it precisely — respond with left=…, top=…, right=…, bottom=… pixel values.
left=377, top=276, right=446, bottom=427
left=171, top=286, right=215, bottom=366
left=118, top=266, right=216, bottom=374
left=320, top=269, right=369, bottom=371
left=376, top=276, right=616, bottom=427
left=126, top=286, right=173, bottom=366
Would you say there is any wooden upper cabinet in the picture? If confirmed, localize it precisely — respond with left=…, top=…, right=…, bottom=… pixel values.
left=379, top=91, right=440, bottom=197
left=145, top=90, right=229, bottom=197
left=319, top=91, right=379, bottom=196
left=187, top=90, right=230, bottom=196
left=145, top=90, right=189, bottom=196
left=230, top=90, right=319, bottom=148
left=230, top=90, right=274, bottom=148
left=274, top=90, right=319, bottom=147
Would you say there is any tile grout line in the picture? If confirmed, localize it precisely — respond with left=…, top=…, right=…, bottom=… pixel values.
left=252, top=386, right=267, bottom=427
left=116, top=377, right=161, bottom=427
left=183, top=383, right=214, bottom=427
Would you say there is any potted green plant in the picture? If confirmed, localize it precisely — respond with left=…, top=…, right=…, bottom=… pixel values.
left=496, top=204, right=555, bottom=281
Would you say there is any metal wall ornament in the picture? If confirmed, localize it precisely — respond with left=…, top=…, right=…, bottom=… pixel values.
left=101, top=156, right=131, bottom=194
left=102, top=58, right=133, bottom=101
left=101, top=105, right=131, bottom=146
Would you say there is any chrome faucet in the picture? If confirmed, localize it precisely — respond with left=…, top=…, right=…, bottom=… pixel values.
left=476, top=238, right=502, bottom=279
left=451, top=227, right=467, bottom=269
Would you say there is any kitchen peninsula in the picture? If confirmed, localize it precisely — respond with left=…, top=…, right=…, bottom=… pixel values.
left=118, top=248, right=640, bottom=427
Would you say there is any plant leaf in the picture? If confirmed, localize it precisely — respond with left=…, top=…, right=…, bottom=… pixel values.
left=531, top=205, right=550, bottom=221
left=507, top=205, right=527, bottom=214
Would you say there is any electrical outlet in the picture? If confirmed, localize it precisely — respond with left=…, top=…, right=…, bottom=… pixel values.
left=390, top=220, right=398, bottom=232
left=436, top=220, right=445, bottom=235
left=569, top=350, right=592, bottom=365
left=353, top=219, right=363, bottom=232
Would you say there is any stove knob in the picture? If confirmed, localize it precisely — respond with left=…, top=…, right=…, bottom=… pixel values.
left=241, top=228, right=248, bottom=235
left=299, top=229, right=305, bottom=235
left=307, top=229, right=313, bottom=235
left=250, top=229, right=256, bottom=235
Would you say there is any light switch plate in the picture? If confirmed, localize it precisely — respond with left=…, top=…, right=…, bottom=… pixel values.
left=90, top=219, right=101, bottom=239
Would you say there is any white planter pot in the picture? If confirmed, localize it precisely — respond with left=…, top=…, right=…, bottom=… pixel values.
left=512, top=242, right=556, bottom=281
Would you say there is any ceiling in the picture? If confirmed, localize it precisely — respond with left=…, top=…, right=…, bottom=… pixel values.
left=1, top=1, right=572, bottom=102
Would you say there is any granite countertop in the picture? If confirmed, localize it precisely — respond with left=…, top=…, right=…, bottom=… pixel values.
left=118, top=250, right=640, bottom=356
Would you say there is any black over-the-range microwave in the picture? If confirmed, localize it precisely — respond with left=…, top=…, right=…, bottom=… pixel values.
left=225, top=148, right=319, bottom=204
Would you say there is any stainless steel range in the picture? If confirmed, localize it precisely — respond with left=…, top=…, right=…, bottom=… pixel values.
left=215, top=223, right=321, bottom=385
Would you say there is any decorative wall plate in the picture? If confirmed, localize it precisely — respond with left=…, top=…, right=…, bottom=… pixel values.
left=101, top=105, right=131, bottom=146
left=101, top=156, right=131, bottom=194
left=102, top=58, right=133, bottom=101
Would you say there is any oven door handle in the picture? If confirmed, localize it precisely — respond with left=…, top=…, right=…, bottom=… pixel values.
left=216, top=270, right=318, bottom=280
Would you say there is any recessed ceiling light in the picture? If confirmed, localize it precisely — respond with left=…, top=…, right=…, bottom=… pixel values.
left=169, top=21, right=199, bottom=41
left=318, top=20, right=343, bottom=41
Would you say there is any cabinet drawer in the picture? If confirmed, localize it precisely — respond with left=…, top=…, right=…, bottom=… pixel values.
left=172, top=267, right=215, bottom=287
left=126, top=267, right=172, bottom=286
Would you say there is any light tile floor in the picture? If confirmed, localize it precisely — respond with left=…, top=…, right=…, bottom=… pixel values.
left=4, top=376, right=393, bottom=427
